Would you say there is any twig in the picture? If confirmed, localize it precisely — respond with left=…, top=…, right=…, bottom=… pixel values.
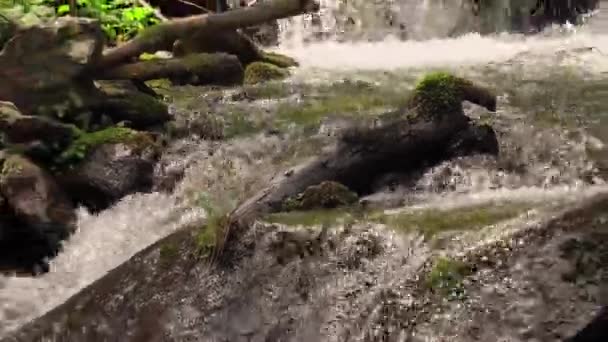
left=137, top=0, right=169, bottom=21
left=175, top=0, right=212, bottom=13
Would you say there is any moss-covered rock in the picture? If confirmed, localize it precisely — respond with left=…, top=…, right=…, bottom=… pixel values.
left=55, top=127, right=159, bottom=211
left=57, top=126, right=155, bottom=167
left=244, top=62, right=289, bottom=85
left=408, top=72, right=471, bottom=120
left=261, top=51, right=299, bottom=68
left=283, top=181, right=358, bottom=211
left=94, top=80, right=170, bottom=130
left=408, top=71, right=496, bottom=121
left=0, top=17, right=104, bottom=117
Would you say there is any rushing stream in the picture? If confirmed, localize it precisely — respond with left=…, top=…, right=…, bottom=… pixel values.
left=2, top=1, right=608, bottom=339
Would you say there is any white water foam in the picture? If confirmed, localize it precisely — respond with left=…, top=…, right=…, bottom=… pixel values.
left=0, top=194, right=206, bottom=335
left=276, top=29, right=608, bottom=71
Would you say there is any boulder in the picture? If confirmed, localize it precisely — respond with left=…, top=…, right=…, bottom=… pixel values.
left=0, top=16, right=17, bottom=49
left=94, top=80, right=171, bottom=130
left=0, top=153, right=76, bottom=230
left=0, top=17, right=104, bottom=116
left=56, top=127, right=160, bottom=211
left=283, top=181, right=359, bottom=211
left=0, top=101, right=77, bottom=147
left=0, top=153, right=76, bottom=273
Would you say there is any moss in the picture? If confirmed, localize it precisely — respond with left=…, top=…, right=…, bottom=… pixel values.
left=275, top=80, right=406, bottom=129
left=159, top=243, right=179, bottom=266
left=244, top=62, right=289, bottom=85
left=224, top=110, right=260, bottom=139
left=264, top=207, right=362, bottom=227
left=145, top=78, right=173, bottom=91
left=282, top=181, right=358, bottom=211
left=242, top=82, right=292, bottom=100
left=193, top=192, right=235, bottom=258
left=137, top=22, right=173, bottom=47
left=56, top=127, right=155, bottom=166
left=195, top=210, right=230, bottom=258
left=139, top=52, right=160, bottom=61
left=409, top=71, right=470, bottom=119
left=425, top=256, right=472, bottom=300
left=261, top=51, right=299, bottom=68
left=372, top=203, right=530, bottom=238
left=1, top=155, right=24, bottom=177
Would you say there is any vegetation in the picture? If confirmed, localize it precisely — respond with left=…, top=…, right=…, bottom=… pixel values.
left=56, top=126, right=154, bottom=166
left=275, top=80, right=407, bottom=128
left=158, top=242, right=179, bottom=266
left=193, top=192, right=235, bottom=258
left=0, top=0, right=159, bottom=43
left=244, top=62, right=290, bottom=85
left=371, top=203, right=531, bottom=238
left=409, top=71, right=469, bottom=118
left=265, top=207, right=358, bottom=227
left=425, top=256, right=472, bottom=300
left=282, top=181, right=359, bottom=211
left=261, top=51, right=299, bottom=68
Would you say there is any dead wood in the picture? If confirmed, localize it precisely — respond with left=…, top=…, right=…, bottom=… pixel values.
left=97, top=53, right=244, bottom=85
left=222, top=78, right=498, bottom=257
left=98, top=0, right=319, bottom=69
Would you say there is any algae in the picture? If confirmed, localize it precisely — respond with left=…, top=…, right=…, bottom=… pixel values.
left=261, top=51, right=299, bottom=68
left=372, top=202, right=531, bottom=238
left=244, top=62, right=289, bottom=85
left=57, top=127, right=155, bottom=166
left=425, top=256, right=472, bottom=300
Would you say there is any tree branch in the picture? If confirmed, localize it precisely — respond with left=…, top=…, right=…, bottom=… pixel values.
left=98, top=0, right=319, bottom=69
left=137, top=0, right=169, bottom=21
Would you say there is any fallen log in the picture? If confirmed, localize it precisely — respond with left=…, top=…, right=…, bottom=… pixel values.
left=172, top=29, right=264, bottom=66
left=221, top=73, right=499, bottom=256
left=98, top=0, right=319, bottom=69
left=97, top=53, right=244, bottom=85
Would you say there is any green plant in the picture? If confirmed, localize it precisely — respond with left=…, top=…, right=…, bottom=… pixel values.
left=55, top=126, right=154, bottom=167
left=425, top=257, right=472, bottom=300
left=159, top=243, right=179, bottom=266
left=194, top=192, right=236, bottom=258
left=55, top=0, right=159, bottom=43
left=0, top=0, right=56, bottom=26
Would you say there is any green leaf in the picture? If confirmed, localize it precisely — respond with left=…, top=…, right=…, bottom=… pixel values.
left=57, top=4, right=70, bottom=15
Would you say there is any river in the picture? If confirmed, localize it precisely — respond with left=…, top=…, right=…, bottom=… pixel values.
left=1, top=0, right=608, bottom=338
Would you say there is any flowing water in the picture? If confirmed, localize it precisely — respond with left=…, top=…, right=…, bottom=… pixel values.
left=3, top=0, right=608, bottom=339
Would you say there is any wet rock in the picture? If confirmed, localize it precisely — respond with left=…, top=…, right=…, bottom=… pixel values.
left=242, top=21, right=281, bottom=47
left=0, top=101, right=77, bottom=147
left=56, top=127, right=160, bottom=211
left=446, top=123, right=499, bottom=156
left=0, top=17, right=104, bottom=116
left=283, top=181, right=359, bottom=211
left=0, top=16, right=16, bottom=49
left=0, top=153, right=76, bottom=273
left=0, top=153, right=76, bottom=231
left=94, top=80, right=170, bottom=130
left=244, top=62, right=289, bottom=85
